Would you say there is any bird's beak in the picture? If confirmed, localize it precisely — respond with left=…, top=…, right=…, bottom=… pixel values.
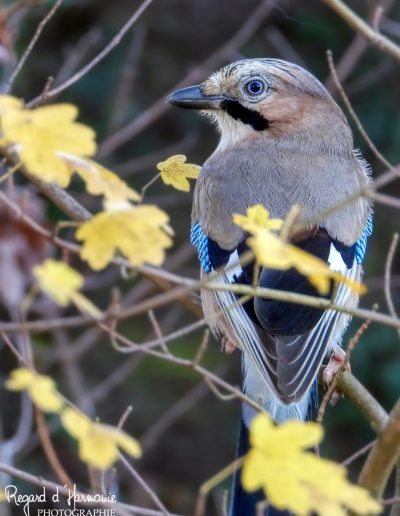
left=167, top=85, right=225, bottom=110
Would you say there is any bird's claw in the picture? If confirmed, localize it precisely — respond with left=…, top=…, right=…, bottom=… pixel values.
left=323, top=347, right=350, bottom=404
left=221, top=336, right=236, bottom=354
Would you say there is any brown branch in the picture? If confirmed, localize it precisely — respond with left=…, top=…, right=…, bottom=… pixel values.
left=336, top=371, right=389, bottom=433
left=317, top=318, right=371, bottom=423
left=358, top=399, right=400, bottom=497
left=327, top=49, right=393, bottom=170
left=384, top=233, right=400, bottom=327
left=98, top=0, right=277, bottom=157
left=322, top=0, right=400, bottom=62
left=3, top=0, right=63, bottom=93
left=28, top=0, right=155, bottom=106
left=118, top=452, right=170, bottom=516
left=34, top=407, right=73, bottom=487
left=342, top=440, right=376, bottom=467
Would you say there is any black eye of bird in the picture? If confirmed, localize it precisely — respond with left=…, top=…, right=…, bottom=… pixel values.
left=245, top=79, right=267, bottom=96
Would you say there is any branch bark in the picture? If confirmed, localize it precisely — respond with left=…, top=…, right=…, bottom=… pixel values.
left=358, top=399, right=400, bottom=497
left=322, top=0, right=400, bottom=62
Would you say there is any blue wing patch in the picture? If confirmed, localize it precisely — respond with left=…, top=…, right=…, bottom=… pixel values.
left=190, top=223, right=212, bottom=273
left=191, top=222, right=232, bottom=273
left=355, top=212, right=373, bottom=264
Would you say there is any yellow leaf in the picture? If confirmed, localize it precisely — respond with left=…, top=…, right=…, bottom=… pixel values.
left=112, top=428, right=143, bottom=458
left=234, top=205, right=365, bottom=296
left=33, top=259, right=102, bottom=318
left=76, top=205, right=173, bottom=270
left=6, top=368, right=64, bottom=413
left=233, top=204, right=283, bottom=233
left=62, top=154, right=140, bottom=206
left=61, top=406, right=92, bottom=438
left=1, top=103, right=96, bottom=187
left=33, top=259, right=83, bottom=305
left=79, top=428, right=119, bottom=470
left=0, top=95, right=23, bottom=114
left=4, top=367, right=35, bottom=389
left=242, top=413, right=381, bottom=516
left=61, top=407, right=142, bottom=470
left=157, top=154, right=200, bottom=192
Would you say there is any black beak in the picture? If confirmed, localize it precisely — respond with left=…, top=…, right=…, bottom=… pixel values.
left=167, top=85, right=226, bottom=110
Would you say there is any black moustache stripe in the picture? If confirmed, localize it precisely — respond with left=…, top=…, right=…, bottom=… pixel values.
left=221, top=100, right=269, bottom=131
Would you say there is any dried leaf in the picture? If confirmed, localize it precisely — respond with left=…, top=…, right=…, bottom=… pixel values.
left=242, top=413, right=381, bottom=516
left=33, top=259, right=102, bottom=318
left=6, top=368, right=64, bottom=413
left=157, top=154, right=200, bottom=192
left=61, top=407, right=142, bottom=470
left=76, top=205, right=172, bottom=270
left=1, top=100, right=96, bottom=187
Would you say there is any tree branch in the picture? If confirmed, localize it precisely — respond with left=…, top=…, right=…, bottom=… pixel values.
left=358, top=399, right=400, bottom=497
left=336, top=371, right=389, bottom=433
left=322, top=0, right=400, bottom=62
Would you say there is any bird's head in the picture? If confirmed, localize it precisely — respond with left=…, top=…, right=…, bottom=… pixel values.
left=168, top=58, right=352, bottom=151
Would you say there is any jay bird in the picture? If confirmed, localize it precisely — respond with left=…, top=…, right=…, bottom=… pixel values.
left=168, top=59, right=372, bottom=514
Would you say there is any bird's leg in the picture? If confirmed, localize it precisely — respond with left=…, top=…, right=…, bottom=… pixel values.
left=323, top=345, right=350, bottom=385
left=323, top=345, right=350, bottom=404
left=221, top=336, right=237, bottom=354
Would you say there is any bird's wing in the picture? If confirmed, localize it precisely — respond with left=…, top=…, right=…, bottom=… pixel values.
left=192, top=219, right=370, bottom=405
left=256, top=248, right=360, bottom=403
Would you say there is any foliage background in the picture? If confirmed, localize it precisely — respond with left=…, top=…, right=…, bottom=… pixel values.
left=0, top=0, right=399, bottom=514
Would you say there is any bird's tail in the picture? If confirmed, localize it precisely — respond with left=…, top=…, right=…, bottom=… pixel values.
left=229, top=380, right=319, bottom=516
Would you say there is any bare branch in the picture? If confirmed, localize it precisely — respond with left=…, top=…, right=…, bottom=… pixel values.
left=98, top=0, right=278, bottom=157
left=336, top=371, right=389, bottom=433
left=118, top=452, right=171, bottom=516
left=3, top=0, right=63, bottom=94
left=322, top=0, right=400, bottom=61
left=327, top=49, right=393, bottom=170
left=28, top=0, right=155, bottom=106
left=358, top=399, right=400, bottom=497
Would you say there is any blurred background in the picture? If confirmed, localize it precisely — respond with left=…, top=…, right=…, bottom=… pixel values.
left=0, top=0, right=400, bottom=514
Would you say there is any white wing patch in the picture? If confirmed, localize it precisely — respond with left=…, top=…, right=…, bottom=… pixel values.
left=204, top=243, right=361, bottom=418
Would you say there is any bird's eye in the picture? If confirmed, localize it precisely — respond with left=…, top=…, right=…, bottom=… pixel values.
left=245, top=79, right=267, bottom=96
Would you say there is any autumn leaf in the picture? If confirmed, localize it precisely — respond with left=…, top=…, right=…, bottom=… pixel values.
left=234, top=205, right=365, bottom=296
left=242, top=412, right=381, bottom=516
left=62, top=154, right=140, bottom=207
left=6, top=368, right=64, bottom=413
left=33, top=259, right=102, bottom=318
left=0, top=95, right=23, bottom=114
left=233, top=204, right=283, bottom=233
left=61, top=407, right=142, bottom=470
left=0, top=101, right=96, bottom=187
left=76, top=205, right=173, bottom=270
left=157, top=154, right=200, bottom=192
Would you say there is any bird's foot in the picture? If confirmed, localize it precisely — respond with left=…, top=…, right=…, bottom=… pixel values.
left=221, top=336, right=236, bottom=354
left=323, top=347, right=350, bottom=404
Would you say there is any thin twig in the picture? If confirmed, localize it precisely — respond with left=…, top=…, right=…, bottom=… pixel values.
left=118, top=452, right=170, bottom=516
left=34, top=407, right=73, bottom=487
left=327, top=49, right=393, bottom=170
left=384, top=233, right=400, bottom=339
left=322, top=0, right=400, bottom=61
left=317, top=318, right=372, bottom=423
left=4, top=0, right=63, bottom=93
left=28, top=0, right=155, bottom=106
left=341, top=440, right=376, bottom=466
left=98, top=0, right=277, bottom=157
